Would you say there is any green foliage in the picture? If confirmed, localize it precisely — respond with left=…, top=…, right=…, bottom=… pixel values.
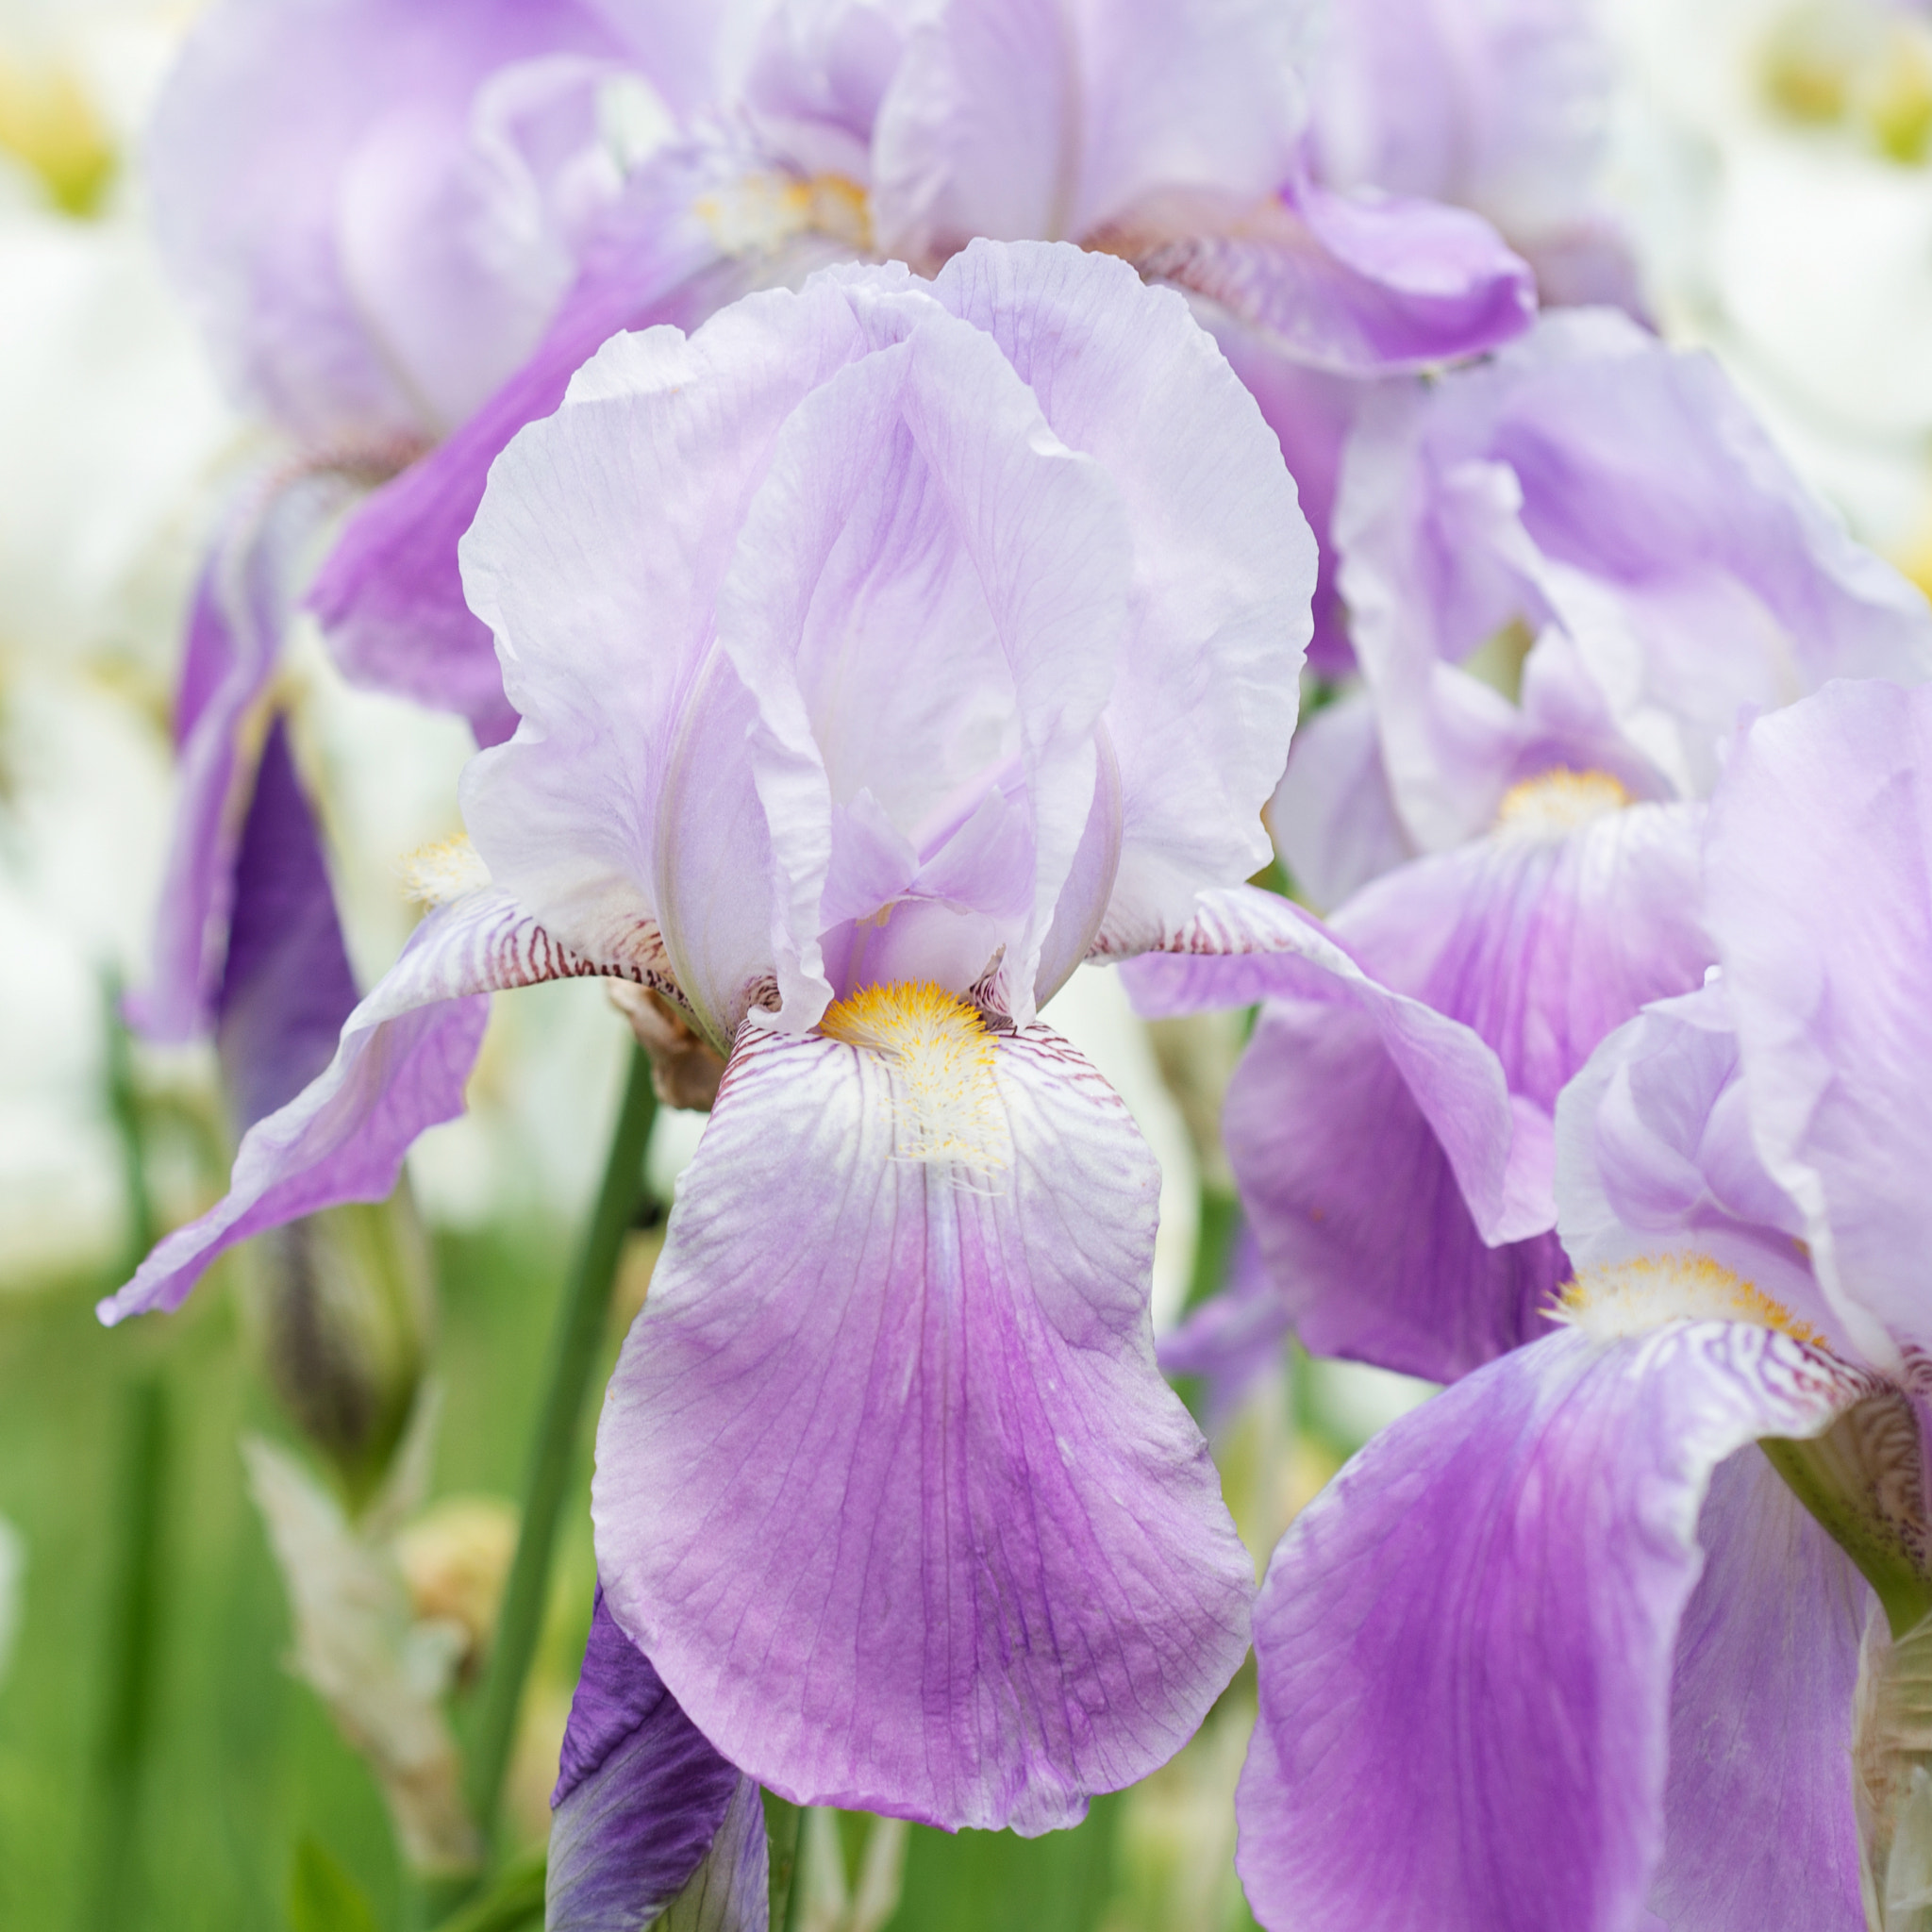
left=288, top=1836, right=380, bottom=1932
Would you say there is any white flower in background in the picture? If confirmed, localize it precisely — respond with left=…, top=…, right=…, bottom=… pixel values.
left=1604, top=0, right=1932, bottom=553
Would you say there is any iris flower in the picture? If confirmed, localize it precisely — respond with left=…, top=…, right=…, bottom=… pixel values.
left=1138, top=312, right=1932, bottom=1394
left=1238, top=676, right=1932, bottom=1932
left=108, top=242, right=1519, bottom=1832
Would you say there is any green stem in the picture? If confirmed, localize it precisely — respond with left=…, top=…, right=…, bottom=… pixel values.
left=464, top=1042, right=658, bottom=1844
left=78, top=1376, right=168, bottom=1932
left=101, top=971, right=156, bottom=1270
left=779, top=1806, right=810, bottom=1932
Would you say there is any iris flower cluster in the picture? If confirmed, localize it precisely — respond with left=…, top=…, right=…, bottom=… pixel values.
left=108, top=1, right=1932, bottom=1927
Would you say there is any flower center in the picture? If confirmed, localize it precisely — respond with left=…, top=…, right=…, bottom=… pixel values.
left=1493, top=767, right=1632, bottom=839
left=820, top=981, right=1009, bottom=1175
left=1551, top=1252, right=1824, bottom=1345
left=695, top=171, right=872, bottom=256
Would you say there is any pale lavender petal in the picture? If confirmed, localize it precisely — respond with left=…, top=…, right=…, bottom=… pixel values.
left=132, top=470, right=351, bottom=1043
left=213, top=717, right=360, bottom=1135
left=1237, top=1321, right=1868, bottom=1932
left=101, top=889, right=670, bottom=1324
left=149, top=0, right=628, bottom=446
left=1650, top=1446, right=1867, bottom=1932
left=457, top=273, right=893, bottom=1041
left=592, top=1022, right=1254, bottom=1834
left=1207, top=324, right=1363, bottom=678
left=932, top=242, right=1314, bottom=969
left=308, top=149, right=760, bottom=744
left=1118, top=885, right=1544, bottom=1246
left=1555, top=983, right=1858, bottom=1358
left=870, top=0, right=1306, bottom=258
left=712, top=270, right=1128, bottom=1025
left=1705, top=679, right=1932, bottom=1366
left=548, top=1590, right=747, bottom=1932
left=1141, top=173, right=1536, bottom=376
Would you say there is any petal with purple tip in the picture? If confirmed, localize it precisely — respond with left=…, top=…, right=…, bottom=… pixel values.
left=1237, top=1321, right=1869, bottom=1932
left=592, top=1018, right=1254, bottom=1834
left=548, top=1590, right=751, bottom=1932
left=101, top=889, right=672, bottom=1324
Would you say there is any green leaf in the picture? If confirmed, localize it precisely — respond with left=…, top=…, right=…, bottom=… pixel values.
left=430, top=1850, right=546, bottom=1932
left=287, top=1835, right=380, bottom=1932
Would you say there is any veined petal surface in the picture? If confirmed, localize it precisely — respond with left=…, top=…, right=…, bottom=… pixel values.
left=101, top=889, right=671, bottom=1323
left=1238, top=1321, right=1868, bottom=1932
left=593, top=1019, right=1253, bottom=1833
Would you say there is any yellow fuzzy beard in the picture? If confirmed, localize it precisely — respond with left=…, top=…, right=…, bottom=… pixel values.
left=1553, top=1252, right=1824, bottom=1346
left=1494, top=768, right=1633, bottom=838
left=821, top=982, right=1009, bottom=1178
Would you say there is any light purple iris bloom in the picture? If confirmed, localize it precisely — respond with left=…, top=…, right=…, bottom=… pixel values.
left=1237, top=676, right=1932, bottom=1932
left=141, top=0, right=1538, bottom=1054
left=1144, top=310, right=1932, bottom=1387
left=103, top=243, right=1527, bottom=1831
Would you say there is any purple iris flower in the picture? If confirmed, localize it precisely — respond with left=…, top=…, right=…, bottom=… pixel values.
left=103, top=243, right=1536, bottom=1831
left=141, top=0, right=1540, bottom=1062
left=1139, top=310, right=1932, bottom=1388
left=1236, top=676, right=1932, bottom=1932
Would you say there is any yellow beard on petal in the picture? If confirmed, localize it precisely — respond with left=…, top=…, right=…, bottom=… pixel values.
left=821, top=982, right=1009, bottom=1178
left=695, top=171, right=872, bottom=256
left=1552, top=1252, right=1825, bottom=1347
left=1493, top=767, right=1633, bottom=839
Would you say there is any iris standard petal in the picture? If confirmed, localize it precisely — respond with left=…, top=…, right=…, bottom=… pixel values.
left=713, top=277, right=1127, bottom=1023
left=933, top=241, right=1314, bottom=961
left=1705, top=679, right=1932, bottom=1364
left=592, top=1016, right=1253, bottom=1834
left=870, top=0, right=1305, bottom=258
left=1649, top=1448, right=1867, bottom=1932
left=1237, top=1320, right=1870, bottom=1932
left=101, top=888, right=674, bottom=1323
left=549, top=1591, right=748, bottom=1932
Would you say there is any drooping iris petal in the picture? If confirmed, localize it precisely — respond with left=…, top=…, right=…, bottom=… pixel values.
left=1224, top=991, right=1565, bottom=1383
left=149, top=0, right=632, bottom=446
left=131, top=471, right=351, bottom=1042
left=870, top=0, right=1306, bottom=258
left=1649, top=1448, right=1867, bottom=1932
left=1704, top=678, right=1932, bottom=1365
left=1139, top=173, right=1535, bottom=375
left=1119, top=885, right=1545, bottom=1248
left=659, top=1776, right=769, bottom=1932
left=1236, top=1320, right=1869, bottom=1932
left=548, top=1590, right=749, bottom=1932
left=1156, top=1226, right=1289, bottom=1431
left=933, top=242, right=1314, bottom=964
left=214, top=716, right=361, bottom=1134
left=592, top=1016, right=1254, bottom=1834
left=101, top=889, right=673, bottom=1323
left=1264, top=689, right=1415, bottom=909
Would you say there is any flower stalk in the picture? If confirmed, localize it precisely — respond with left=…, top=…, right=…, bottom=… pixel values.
left=462, top=1040, right=658, bottom=1848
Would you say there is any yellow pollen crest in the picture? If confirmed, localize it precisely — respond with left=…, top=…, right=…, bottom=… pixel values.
left=821, top=981, right=1008, bottom=1177
left=695, top=171, right=873, bottom=256
left=1493, top=768, right=1633, bottom=839
left=1552, top=1253, right=1825, bottom=1347
left=400, top=834, right=491, bottom=907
